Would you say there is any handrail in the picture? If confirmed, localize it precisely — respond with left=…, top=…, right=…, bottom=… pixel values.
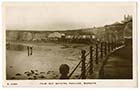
left=68, top=60, right=82, bottom=78
left=68, top=47, right=97, bottom=78
left=69, top=48, right=96, bottom=78
left=67, top=41, right=124, bottom=79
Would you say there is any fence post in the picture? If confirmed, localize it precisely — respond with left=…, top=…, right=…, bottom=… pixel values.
left=116, top=40, right=118, bottom=48
left=117, top=40, right=120, bottom=48
left=59, top=64, right=70, bottom=79
left=116, top=41, right=118, bottom=48
left=106, top=42, right=107, bottom=55
left=104, top=42, right=107, bottom=56
left=113, top=41, right=115, bottom=50
left=89, top=46, right=93, bottom=75
left=81, top=50, right=86, bottom=79
left=110, top=41, right=112, bottom=51
left=108, top=42, right=110, bottom=53
left=111, top=41, right=113, bottom=51
left=96, top=43, right=98, bottom=64
left=100, top=42, right=103, bottom=58
left=115, top=40, right=117, bottom=49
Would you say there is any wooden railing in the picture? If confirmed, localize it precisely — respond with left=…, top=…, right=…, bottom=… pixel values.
left=60, top=40, right=124, bottom=79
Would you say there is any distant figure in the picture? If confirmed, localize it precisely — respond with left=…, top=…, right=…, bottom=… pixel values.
left=59, top=64, right=70, bottom=79
left=27, top=46, right=30, bottom=56
left=27, top=45, right=33, bottom=56
left=30, top=46, right=33, bottom=55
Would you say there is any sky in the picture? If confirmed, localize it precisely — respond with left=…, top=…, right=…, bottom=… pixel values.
left=4, top=2, right=136, bottom=31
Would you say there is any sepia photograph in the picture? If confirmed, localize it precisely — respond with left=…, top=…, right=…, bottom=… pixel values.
left=2, top=2, right=137, bottom=87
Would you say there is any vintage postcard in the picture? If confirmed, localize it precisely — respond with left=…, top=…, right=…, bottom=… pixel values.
left=2, top=2, right=137, bottom=87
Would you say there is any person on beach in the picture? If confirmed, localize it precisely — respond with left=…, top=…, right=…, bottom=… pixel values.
left=27, top=45, right=33, bottom=56
left=30, top=45, right=33, bottom=55
left=27, top=46, right=30, bottom=56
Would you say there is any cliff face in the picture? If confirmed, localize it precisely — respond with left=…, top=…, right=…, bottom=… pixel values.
left=6, top=27, right=105, bottom=42
left=6, top=31, right=19, bottom=41
left=6, top=20, right=132, bottom=43
left=6, top=31, right=47, bottom=41
left=8, top=32, right=33, bottom=41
